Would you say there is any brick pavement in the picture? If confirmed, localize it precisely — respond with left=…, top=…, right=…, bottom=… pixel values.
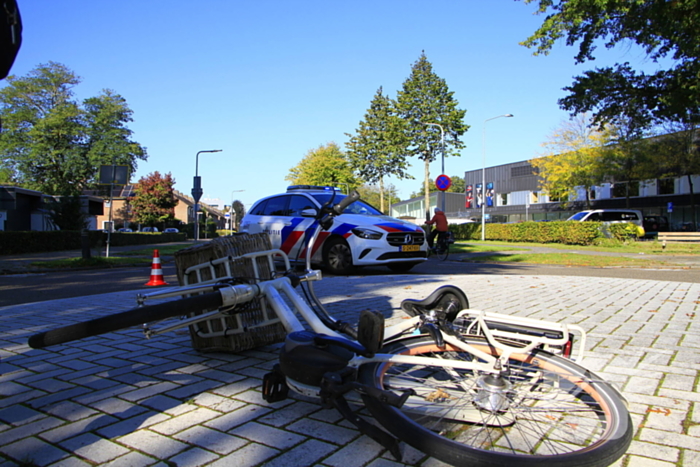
left=0, top=274, right=698, bottom=466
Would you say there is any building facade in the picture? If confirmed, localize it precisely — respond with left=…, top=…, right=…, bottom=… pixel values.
left=391, top=160, right=700, bottom=231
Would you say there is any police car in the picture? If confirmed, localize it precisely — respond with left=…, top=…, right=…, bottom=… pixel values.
left=240, top=186, right=428, bottom=274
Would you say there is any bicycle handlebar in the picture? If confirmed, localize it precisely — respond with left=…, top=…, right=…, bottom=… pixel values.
left=28, top=291, right=224, bottom=349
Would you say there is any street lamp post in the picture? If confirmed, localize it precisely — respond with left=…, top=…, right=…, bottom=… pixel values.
left=481, top=114, right=513, bottom=241
left=422, top=122, right=446, bottom=214
left=192, top=149, right=222, bottom=241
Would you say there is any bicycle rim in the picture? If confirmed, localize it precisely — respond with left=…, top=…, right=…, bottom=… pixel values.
left=359, top=336, right=632, bottom=467
left=436, top=244, right=449, bottom=261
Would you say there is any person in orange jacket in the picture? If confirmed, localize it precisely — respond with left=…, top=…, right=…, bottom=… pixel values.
left=426, top=207, right=448, bottom=249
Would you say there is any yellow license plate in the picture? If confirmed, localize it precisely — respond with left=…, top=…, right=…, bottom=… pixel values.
left=401, top=245, right=420, bottom=252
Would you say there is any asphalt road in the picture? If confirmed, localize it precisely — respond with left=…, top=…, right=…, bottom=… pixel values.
left=1, top=255, right=698, bottom=308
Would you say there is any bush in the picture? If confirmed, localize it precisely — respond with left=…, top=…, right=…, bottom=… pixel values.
left=446, top=220, right=639, bottom=246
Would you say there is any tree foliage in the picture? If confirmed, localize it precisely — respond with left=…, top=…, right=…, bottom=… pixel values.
left=530, top=114, right=612, bottom=208
left=0, top=62, right=147, bottom=196
left=395, top=52, right=468, bottom=220
left=131, top=172, right=177, bottom=227
left=356, top=183, right=400, bottom=214
left=345, top=87, right=412, bottom=212
left=286, top=142, right=361, bottom=189
left=520, top=0, right=700, bottom=127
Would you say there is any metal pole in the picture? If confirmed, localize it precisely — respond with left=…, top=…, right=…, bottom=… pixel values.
left=481, top=114, right=513, bottom=241
left=192, top=149, right=222, bottom=241
left=422, top=122, right=446, bottom=213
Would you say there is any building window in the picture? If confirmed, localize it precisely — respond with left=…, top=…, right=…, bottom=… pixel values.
left=500, top=193, right=508, bottom=206
left=659, top=178, right=675, bottom=195
left=612, top=181, right=640, bottom=198
left=530, top=192, right=538, bottom=204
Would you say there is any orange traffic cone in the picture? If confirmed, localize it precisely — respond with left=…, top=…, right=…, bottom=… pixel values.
left=145, top=249, right=169, bottom=286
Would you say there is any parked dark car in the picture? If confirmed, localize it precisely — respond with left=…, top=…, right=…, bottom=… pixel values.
left=643, top=216, right=669, bottom=233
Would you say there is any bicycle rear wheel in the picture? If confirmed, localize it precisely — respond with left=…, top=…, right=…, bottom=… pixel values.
left=28, top=292, right=223, bottom=349
left=358, top=336, right=632, bottom=467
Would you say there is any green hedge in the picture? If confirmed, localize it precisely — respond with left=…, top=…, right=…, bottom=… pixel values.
left=446, top=221, right=640, bottom=246
left=0, top=231, right=187, bottom=256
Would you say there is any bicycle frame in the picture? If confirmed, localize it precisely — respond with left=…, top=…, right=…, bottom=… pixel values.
left=138, top=247, right=586, bottom=365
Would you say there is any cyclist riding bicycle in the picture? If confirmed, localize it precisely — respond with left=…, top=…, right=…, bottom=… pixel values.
left=426, top=207, right=448, bottom=250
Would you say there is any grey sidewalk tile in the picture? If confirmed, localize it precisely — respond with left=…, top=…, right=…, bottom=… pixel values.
left=44, top=401, right=98, bottom=422
left=168, top=447, right=219, bottom=467
left=26, top=386, right=92, bottom=409
left=230, top=421, right=305, bottom=451
left=204, top=405, right=272, bottom=432
left=261, top=438, right=336, bottom=467
left=101, top=450, right=158, bottom=467
left=0, top=404, right=45, bottom=426
left=0, top=436, right=68, bottom=466
left=0, top=416, right=64, bottom=445
left=95, top=411, right=170, bottom=439
left=118, top=381, right=180, bottom=402
left=173, top=426, right=249, bottom=455
left=117, top=429, right=189, bottom=459
left=39, top=413, right=118, bottom=443
left=208, top=442, right=278, bottom=467
left=58, top=432, right=130, bottom=464
left=286, top=418, right=357, bottom=445
left=321, top=435, right=384, bottom=467
left=149, top=407, right=221, bottom=436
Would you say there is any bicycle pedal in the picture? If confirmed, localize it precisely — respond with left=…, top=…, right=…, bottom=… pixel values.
left=262, top=366, right=289, bottom=403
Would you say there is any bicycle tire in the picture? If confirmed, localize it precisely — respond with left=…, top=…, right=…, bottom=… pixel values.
left=28, top=292, right=224, bottom=349
left=436, top=241, right=449, bottom=261
left=358, top=336, right=632, bottom=467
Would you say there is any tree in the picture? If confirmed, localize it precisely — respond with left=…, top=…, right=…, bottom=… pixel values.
left=653, top=121, right=700, bottom=228
left=395, top=52, right=468, bottom=221
left=520, top=0, right=700, bottom=127
left=47, top=196, right=88, bottom=231
left=530, top=114, right=611, bottom=208
left=229, top=199, right=246, bottom=231
left=286, top=142, right=361, bottom=189
left=345, top=87, right=412, bottom=212
left=601, top=119, right=657, bottom=208
left=356, top=183, right=400, bottom=214
left=130, top=172, right=177, bottom=227
left=0, top=62, right=147, bottom=196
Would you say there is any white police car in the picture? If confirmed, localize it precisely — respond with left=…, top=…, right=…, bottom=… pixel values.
left=240, top=186, right=428, bottom=274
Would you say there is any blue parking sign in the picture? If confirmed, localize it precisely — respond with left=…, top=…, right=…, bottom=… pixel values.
left=667, top=202, right=673, bottom=213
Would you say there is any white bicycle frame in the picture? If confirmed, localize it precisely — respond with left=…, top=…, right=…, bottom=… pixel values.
left=137, top=249, right=587, bottom=388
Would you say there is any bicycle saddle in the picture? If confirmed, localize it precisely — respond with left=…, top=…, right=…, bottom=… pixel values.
left=400, top=285, right=469, bottom=322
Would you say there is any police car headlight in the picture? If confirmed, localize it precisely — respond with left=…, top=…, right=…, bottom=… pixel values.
left=352, top=227, right=382, bottom=240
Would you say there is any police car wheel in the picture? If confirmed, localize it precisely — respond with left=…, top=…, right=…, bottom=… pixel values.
left=323, top=237, right=353, bottom=275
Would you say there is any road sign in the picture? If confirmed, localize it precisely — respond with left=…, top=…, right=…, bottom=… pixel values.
left=435, top=174, right=452, bottom=192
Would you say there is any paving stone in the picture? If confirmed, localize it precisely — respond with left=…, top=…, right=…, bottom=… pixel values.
left=168, top=447, right=219, bottom=467
left=0, top=404, right=45, bottom=426
left=260, top=438, right=335, bottom=467
left=230, top=421, right=304, bottom=450
left=149, top=407, right=220, bottom=436
left=208, top=442, right=278, bottom=467
left=117, top=429, right=189, bottom=458
left=39, top=413, right=118, bottom=443
left=0, top=436, right=68, bottom=466
left=173, top=426, right=248, bottom=454
left=59, top=432, right=129, bottom=464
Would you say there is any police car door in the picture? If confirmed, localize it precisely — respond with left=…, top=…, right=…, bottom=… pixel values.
left=284, top=195, right=317, bottom=259
left=256, top=195, right=290, bottom=250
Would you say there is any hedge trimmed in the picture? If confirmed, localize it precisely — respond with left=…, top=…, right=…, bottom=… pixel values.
left=447, top=221, right=640, bottom=246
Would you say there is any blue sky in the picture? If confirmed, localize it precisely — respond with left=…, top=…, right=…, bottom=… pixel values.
left=8, top=0, right=663, bottom=210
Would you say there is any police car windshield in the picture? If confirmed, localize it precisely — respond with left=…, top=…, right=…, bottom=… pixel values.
left=310, top=193, right=383, bottom=215
left=568, top=212, right=588, bottom=221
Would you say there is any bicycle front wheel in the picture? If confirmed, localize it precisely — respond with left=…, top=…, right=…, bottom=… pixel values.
left=436, top=242, right=449, bottom=261
left=358, top=336, right=632, bottom=467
